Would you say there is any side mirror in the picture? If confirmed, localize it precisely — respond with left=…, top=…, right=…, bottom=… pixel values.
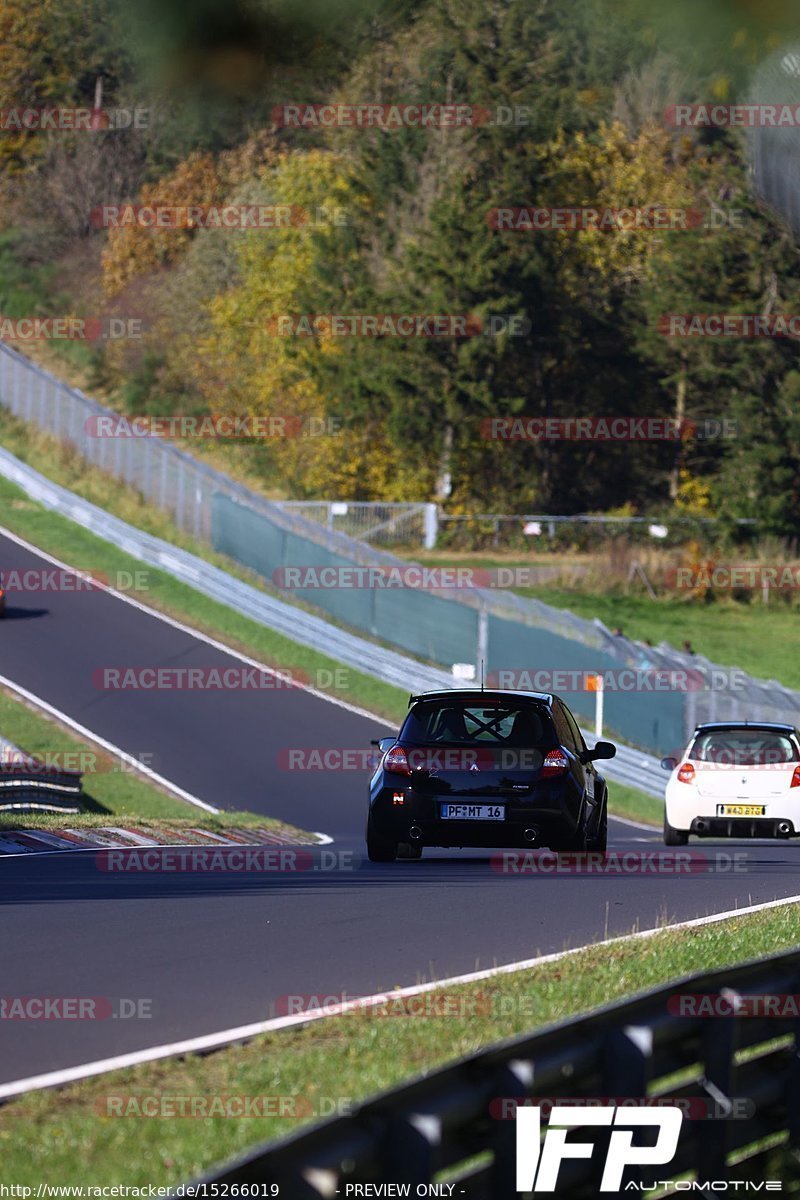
left=660, top=756, right=678, bottom=771
left=371, top=737, right=396, bottom=754
left=589, top=740, right=616, bottom=761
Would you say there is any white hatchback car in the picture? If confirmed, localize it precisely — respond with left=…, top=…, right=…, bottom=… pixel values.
left=662, top=722, right=800, bottom=845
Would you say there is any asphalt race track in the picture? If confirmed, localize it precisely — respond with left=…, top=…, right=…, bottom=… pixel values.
left=2, top=527, right=800, bottom=1087
left=0, top=528, right=388, bottom=838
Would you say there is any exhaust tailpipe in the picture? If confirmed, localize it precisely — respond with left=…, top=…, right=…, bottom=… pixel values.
left=408, top=825, right=423, bottom=841
left=778, top=821, right=792, bottom=837
left=523, top=828, right=538, bottom=844
left=694, top=819, right=707, bottom=833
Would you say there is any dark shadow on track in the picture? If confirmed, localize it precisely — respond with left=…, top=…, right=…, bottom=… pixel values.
left=0, top=606, right=49, bottom=620
left=0, top=842, right=793, bottom=906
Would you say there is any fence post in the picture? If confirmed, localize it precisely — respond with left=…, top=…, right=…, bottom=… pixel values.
left=423, top=502, right=438, bottom=550
left=477, top=601, right=489, bottom=681
left=159, top=448, right=168, bottom=509
left=176, top=456, right=185, bottom=529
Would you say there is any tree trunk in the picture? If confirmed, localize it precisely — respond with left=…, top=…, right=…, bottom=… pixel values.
left=435, top=422, right=453, bottom=500
left=669, top=352, right=687, bottom=500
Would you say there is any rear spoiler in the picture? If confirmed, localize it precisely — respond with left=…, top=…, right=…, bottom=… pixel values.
left=407, top=690, right=554, bottom=708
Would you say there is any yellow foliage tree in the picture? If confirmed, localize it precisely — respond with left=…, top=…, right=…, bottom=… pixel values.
left=535, top=121, right=695, bottom=300
left=201, top=149, right=419, bottom=498
left=101, top=134, right=277, bottom=296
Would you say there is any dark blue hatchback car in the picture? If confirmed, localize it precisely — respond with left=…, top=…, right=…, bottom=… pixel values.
left=366, top=689, right=616, bottom=861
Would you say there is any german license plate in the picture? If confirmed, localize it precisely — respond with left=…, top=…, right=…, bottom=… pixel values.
left=440, top=803, right=505, bottom=821
left=717, top=804, right=766, bottom=817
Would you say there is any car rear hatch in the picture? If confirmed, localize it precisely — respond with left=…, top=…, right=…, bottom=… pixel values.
left=694, top=764, right=797, bottom=801
left=404, top=744, right=545, bottom=798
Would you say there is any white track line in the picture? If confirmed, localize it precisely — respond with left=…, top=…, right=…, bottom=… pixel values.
left=0, top=671, right=219, bottom=815
left=2, top=891, right=799, bottom=1101
left=0, top=524, right=393, bottom=728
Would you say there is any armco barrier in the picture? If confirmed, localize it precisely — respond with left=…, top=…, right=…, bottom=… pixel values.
left=0, top=446, right=663, bottom=799
left=0, top=734, right=82, bottom=811
left=191, top=946, right=800, bottom=1196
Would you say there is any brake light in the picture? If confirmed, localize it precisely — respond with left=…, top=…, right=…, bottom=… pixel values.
left=791, top=766, right=800, bottom=788
left=383, top=745, right=411, bottom=776
left=677, top=762, right=695, bottom=784
left=541, top=749, right=569, bottom=778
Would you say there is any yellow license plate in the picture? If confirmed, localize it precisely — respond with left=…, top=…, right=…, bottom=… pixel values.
left=718, top=804, right=766, bottom=817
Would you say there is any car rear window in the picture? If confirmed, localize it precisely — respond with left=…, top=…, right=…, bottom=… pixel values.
left=689, top=728, right=800, bottom=766
left=401, top=702, right=557, bottom=747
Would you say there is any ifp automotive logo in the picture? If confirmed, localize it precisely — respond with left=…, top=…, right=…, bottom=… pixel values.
left=516, top=1104, right=683, bottom=1191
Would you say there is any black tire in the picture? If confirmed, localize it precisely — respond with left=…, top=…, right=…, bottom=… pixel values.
left=396, top=841, right=423, bottom=860
left=588, top=799, right=608, bottom=855
left=366, top=816, right=397, bottom=863
left=663, top=814, right=688, bottom=846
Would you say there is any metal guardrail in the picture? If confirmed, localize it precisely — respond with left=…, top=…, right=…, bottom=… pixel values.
left=193, top=947, right=800, bottom=1196
left=0, top=735, right=82, bottom=811
left=0, top=447, right=664, bottom=800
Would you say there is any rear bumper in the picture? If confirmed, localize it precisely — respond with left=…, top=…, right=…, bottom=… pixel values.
left=369, top=787, right=583, bottom=849
left=689, top=816, right=796, bottom=839
left=666, top=784, right=800, bottom=835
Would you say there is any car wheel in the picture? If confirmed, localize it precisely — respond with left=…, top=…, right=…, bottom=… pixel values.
left=396, top=841, right=422, bottom=860
left=366, top=816, right=398, bottom=863
left=663, top=814, right=688, bottom=846
left=587, top=800, right=607, bottom=855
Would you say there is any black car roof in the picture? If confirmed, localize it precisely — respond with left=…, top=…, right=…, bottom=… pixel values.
left=408, top=688, right=554, bottom=708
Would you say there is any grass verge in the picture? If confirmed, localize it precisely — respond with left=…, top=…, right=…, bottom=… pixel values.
left=1, top=900, right=798, bottom=1184
left=607, top=781, right=661, bottom=827
left=0, top=685, right=312, bottom=840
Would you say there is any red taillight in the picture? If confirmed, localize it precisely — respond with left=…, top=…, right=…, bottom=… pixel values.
left=791, top=766, right=800, bottom=788
left=383, top=745, right=411, bottom=776
left=541, top=749, right=569, bottom=778
left=677, top=762, right=695, bottom=784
